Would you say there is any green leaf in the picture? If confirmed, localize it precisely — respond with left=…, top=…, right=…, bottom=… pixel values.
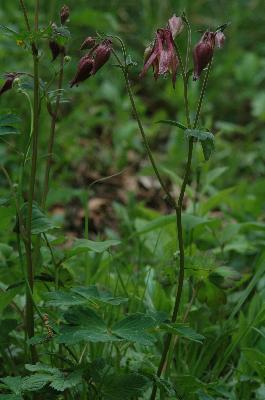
left=68, top=238, right=121, bottom=256
left=135, top=213, right=217, bottom=236
left=0, top=395, right=23, bottom=400
left=0, top=377, right=22, bottom=395
left=21, top=203, right=58, bottom=234
left=25, top=363, right=59, bottom=374
left=185, top=129, right=215, bottom=161
left=160, top=323, right=205, bottom=343
left=50, top=370, right=82, bottom=392
left=0, top=126, right=19, bottom=135
left=0, top=290, right=19, bottom=313
left=21, top=374, right=51, bottom=392
left=197, top=281, right=226, bottom=307
left=157, top=120, right=187, bottom=130
left=0, top=115, right=21, bottom=125
left=0, top=114, right=21, bottom=136
left=71, top=286, right=128, bottom=306
left=58, top=307, right=115, bottom=345
left=102, top=373, right=150, bottom=400
left=0, top=24, right=18, bottom=36
left=243, top=348, right=265, bottom=379
left=44, top=291, right=87, bottom=307
left=27, top=334, right=51, bottom=345
left=112, top=313, right=157, bottom=345
left=209, top=266, right=241, bottom=289
left=153, top=376, right=176, bottom=396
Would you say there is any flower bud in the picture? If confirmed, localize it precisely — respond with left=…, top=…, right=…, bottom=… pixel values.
left=92, top=39, right=112, bottom=75
left=193, top=31, right=215, bottom=80
left=0, top=73, right=19, bottom=96
left=64, top=55, right=71, bottom=63
left=215, top=31, right=225, bottom=48
left=60, top=5, right=70, bottom=25
left=70, top=55, right=94, bottom=87
left=167, top=15, right=184, bottom=39
left=80, top=37, right=96, bottom=50
left=49, top=40, right=65, bottom=61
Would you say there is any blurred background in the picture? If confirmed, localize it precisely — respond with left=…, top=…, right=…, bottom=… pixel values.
left=0, top=0, right=264, bottom=238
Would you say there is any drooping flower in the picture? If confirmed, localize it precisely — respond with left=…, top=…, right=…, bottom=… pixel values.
left=70, top=55, right=94, bottom=87
left=92, top=39, right=112, bottom=75
left=215, top=31, right=226, bottom=48
left=0, top=73, right=20, bottom=96
left=193, top=31, right=215, bottom=80
left=167, top=14, right=184, bottom=39
left=80, top=36, right=96, bottom=50
left=70, top=38, right=112, bottom=87
left=140, top=28, right=179, bottom=88
left=60, top=5, right=70, bottom=25
left=49, top=40, right=65, bottom=61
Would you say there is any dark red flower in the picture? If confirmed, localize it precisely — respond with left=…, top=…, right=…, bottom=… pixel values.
left=60, top=5, right=70, bottom=25
left=92, top=39, right=112, bottom=75
left=70, top=38, right=112, bottom=87
left=49, top=40, right=65, bottom=61
left=193, top=31, right=215, bottom=80
left=0, top=73, right=20, bottom=96
left=70, top=55, right=94, bottom=87
left=140, top=28, right=179, bottom=88
left=80, top=37, right=96, bottom=50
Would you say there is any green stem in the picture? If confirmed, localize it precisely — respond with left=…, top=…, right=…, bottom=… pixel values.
left=123, top=69, right=176, bottom=209
left=24, top=0, right=40, bottom=362
left=150, top=58, right=213, bottom=400
left=19, top=0, right=31, bottom=32
left=174, top=42, right=191, bottom=129
left=41, top=54, right=64, bottom=208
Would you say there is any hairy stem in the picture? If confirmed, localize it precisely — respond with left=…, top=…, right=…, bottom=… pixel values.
left=150, top=59, right=213, bottom=400
left=123, top=70, right=176, bottom=209
left=22, top=0, right=40, bottom=362
left=42, top=54, right=64, bottom=208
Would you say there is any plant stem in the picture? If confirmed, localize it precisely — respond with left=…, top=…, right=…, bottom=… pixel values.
left=42, top=54, right=64, bottom=208
left=19, top=0, right=31, bottom=32
left=22, top=0, right=40, bottom=362
left=123, top=69, right=176, bottom=209
left=150, top=59, right=213, bottom=400
left=174, top=42, right=191, bottom=129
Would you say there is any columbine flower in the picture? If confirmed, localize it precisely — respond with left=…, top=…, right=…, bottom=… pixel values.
left=60, top=5, right=70, bottom=25
left=80, top=37, right=96, bottom=50
left=167, top=15, right=184, bottom=39
left=0, top=73, right=20, bottom=96
left=70, top=38, right=112, bottom=87
left=215, top=31, right=226, bottom=48
left=140, top=28, right=179, bottom=88
left=49, top=40, right=65, bottom=61
left=193, top=31, right=215, bottom=81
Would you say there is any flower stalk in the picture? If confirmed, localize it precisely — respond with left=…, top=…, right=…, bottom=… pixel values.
left=113, top=21, right=215, bottom=397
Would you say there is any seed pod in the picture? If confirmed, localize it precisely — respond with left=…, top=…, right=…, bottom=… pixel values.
left=80, top=36, right=96, bottom=50
left=70, top=55, right=94, bottom=87
left=49, top=40, right=65, bottom=61
left=60, top=5, right=70, bottom=25
left=193, top=31, right=215, bottom=80
left=92, top=39, right=112, bottom=75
